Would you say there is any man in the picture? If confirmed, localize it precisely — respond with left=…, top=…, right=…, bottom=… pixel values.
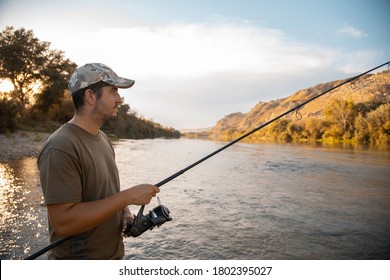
left=38, top=63, right=160, bottom=259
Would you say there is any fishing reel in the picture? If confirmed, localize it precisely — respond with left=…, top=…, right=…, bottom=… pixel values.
left=124, top=201, right=172, bottom=238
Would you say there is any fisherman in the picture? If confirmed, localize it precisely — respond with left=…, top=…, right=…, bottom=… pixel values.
left=37, top=63, right=160, bottom=259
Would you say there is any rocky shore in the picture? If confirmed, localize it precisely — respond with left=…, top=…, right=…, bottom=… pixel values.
left=0, top=131, right=49, bottom=162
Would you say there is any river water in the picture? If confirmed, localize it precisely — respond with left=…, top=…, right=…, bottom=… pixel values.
left=1, top=139, right=389, bottom=260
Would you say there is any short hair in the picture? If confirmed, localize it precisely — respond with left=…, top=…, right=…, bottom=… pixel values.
left=71, top=81, right=108, bottom=112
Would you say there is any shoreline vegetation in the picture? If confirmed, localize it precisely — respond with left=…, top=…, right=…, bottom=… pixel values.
left=2, top=128, right=389, bottom=163
left=182, top=70, right=390, bottom=146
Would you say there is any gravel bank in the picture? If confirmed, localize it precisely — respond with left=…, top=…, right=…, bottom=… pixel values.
left=0, top=131, right=49, bottom=162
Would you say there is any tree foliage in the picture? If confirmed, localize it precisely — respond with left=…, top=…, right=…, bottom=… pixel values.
left=0, top=98, right=19, bottom=132
left=324, top=99, right=357, bottom=137
left=0, top=26, right=180, bottom=138
left=0, top=26, right=51, bottom=119
left=215, top=98, right=390, bottom=145
left=102, top=104, right=180, bottom=139
left=366, top=103, right=390, bottom=144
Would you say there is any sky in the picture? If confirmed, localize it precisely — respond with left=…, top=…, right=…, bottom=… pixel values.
left=1, top=0, right=389, bottom=129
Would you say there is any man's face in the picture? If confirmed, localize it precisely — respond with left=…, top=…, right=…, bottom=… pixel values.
left=95, top=85, right=123, bottom=121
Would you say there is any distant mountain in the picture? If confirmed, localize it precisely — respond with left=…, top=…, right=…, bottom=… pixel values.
left=210, top=70, right=390, bottom=142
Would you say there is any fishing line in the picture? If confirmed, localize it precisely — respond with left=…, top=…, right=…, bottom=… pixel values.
left=24, top=60, right=390, bottom=260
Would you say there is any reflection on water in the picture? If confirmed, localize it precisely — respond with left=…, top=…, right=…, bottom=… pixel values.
left=1, top=140, right=390, bottom=260
left=0, top=158, right=48, bottom=260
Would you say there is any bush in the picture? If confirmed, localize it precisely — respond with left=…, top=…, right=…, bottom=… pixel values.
left=0, top=98, right=19, bottom=133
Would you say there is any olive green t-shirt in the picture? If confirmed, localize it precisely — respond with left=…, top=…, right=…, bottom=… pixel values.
left=38, top=123, right=124, bottom=259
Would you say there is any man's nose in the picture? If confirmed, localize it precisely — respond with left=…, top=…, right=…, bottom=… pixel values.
left=116, top=93, right=123, bottom=103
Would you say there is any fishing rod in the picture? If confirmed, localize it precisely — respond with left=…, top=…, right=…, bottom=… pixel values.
left=24, top=236, right=71, bottom=260
left=127, top=60, right=390, bottom=236
left=152, top=61, right=390, bottom=189
left=24, top=60, right=389, bottom=259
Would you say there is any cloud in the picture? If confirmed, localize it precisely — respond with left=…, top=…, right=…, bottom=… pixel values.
left=40, top=22, right=380, bottom=128
left=86, top=23, right=330, bottom=127
left=337, top=23, right=367, bottom=39
left=64, top=22, right=334, bottom=77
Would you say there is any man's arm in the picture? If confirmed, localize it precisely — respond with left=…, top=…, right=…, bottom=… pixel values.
left=47, top=184, right=159, bottom=237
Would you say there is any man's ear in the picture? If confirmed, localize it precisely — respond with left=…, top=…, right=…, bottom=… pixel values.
left=84, top=89, right=97, bottom=105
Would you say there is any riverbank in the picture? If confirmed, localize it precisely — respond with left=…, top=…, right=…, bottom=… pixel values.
left=0, top=131, right=49, bottom=162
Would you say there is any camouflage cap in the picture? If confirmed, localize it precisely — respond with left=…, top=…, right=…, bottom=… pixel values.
left=68, top=63, right=135, bottom=95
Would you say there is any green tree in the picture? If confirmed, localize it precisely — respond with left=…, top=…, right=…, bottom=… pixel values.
left=323, top=99, right=357, bottom=140
left=270, top=119, right=291, bottom=142
left=32, top=49, right=77, bottom=121
left=354, top=114, right=369, bottom=144
left=303, top=118, right=325, bottom=141
left=286, top=122, right=304, bottom=142
left=0, top=26, right=77, bottom=122
left=101, top=103, right=180, bottom=139
left=366, top=103, right=390, bottom=144
left=0, top=98, right=19, bottom=133
left=0, top=26, right=49, bottom=119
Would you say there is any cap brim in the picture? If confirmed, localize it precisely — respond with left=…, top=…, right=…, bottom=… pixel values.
left=104, top=77, right=135, bottom=89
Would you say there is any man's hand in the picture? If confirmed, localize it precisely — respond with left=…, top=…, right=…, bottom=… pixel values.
left=125, top=184, right=160, bottom=205
left=122, top=207, right=134, bottom=234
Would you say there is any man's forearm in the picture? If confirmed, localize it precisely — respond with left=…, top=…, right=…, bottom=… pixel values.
left=47, top=184, right=159, bottom=237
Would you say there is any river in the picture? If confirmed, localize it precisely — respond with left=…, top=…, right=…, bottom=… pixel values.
left=1, top=139, right=389, bottom=260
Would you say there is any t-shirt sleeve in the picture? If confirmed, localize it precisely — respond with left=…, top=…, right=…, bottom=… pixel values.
left=38, top=148, right=83, bottom=205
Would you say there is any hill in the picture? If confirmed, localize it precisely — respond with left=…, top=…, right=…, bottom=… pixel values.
left=209, top=70, right=390, bottom=144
